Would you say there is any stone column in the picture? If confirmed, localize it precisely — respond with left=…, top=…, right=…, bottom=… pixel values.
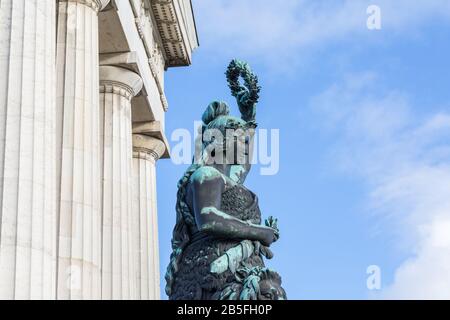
left=99, top=66, right=143, bottom=300
left=55, top=0, right=110, bottom=300
left=132, top=133, right=166, bottom=300
left=0, top=0, right=56, bottom=299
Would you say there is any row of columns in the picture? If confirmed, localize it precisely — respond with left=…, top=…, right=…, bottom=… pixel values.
left=0, top=0, right=164, bottom=299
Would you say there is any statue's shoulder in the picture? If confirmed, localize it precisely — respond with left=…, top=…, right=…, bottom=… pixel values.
left=190, top=166, right=226, bottom=186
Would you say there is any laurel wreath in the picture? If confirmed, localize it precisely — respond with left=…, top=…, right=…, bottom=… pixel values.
left=225, top=59, right=261, bottom=107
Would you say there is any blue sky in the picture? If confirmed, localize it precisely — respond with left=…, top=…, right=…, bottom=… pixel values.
left=157, top=0, right=450, bottom=299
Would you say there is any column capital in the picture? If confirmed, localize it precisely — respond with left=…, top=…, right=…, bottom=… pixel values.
left=100, top=66, right=144, bottom=100
left=59, top=0, right=111, bottom=12
left=133, top=135, right=166, bottom=162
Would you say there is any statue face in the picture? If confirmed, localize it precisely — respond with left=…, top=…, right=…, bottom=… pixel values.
left=202, top=116, right=253, bottom=166
left=223, top=122, right=255, bottom=166
left=258, top=278, right=287, bottom=300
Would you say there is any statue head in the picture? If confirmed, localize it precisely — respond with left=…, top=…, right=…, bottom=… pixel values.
left=257, top=269, right=287, bottom=300
left=239, top=267, right=286, bottom=300
left=197, top=100, right=255, bottom=169
left=219, top=266, right=287, bottom=300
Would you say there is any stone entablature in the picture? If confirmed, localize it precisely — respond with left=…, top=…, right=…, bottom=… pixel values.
left=131, top=0, right=167, bottom=92
left=99, top=0, right=198, bottom=152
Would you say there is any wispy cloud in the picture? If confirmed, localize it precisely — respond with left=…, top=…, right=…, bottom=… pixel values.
left=310, top=73, right=450, bottom=299
left=194, top=0, right=450, bottom=69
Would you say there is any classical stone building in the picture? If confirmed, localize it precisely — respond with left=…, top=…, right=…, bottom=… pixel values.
left=0, top=0, right=198, bottom=300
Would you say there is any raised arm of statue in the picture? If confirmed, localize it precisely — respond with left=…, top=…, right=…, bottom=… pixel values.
left=189, top=166, right=278, bottom=247
left=224, top=60, right=260, bottom=182
left=226, top=59, right=261, bottom=123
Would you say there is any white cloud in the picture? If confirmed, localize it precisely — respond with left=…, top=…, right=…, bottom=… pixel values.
left=193, top=0, right=450, bottom=69
left=310, top=73, right=450, bottom=299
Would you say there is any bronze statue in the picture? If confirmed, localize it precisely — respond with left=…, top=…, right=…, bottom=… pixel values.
left=165, top=60, right=286, bottom=300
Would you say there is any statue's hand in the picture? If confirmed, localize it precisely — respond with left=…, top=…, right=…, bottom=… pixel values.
left=236, top=88, right=250, bottom=109
left=265, top=216, right=280, bottom=243
left=260, top=228, right=278, bottom=247
left=258, top=217, right=279, bottom=246
left=236, top=89, right=256, bottom=122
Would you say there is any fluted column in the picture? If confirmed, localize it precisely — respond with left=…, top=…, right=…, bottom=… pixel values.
left=56, top=0, right=110, bottom=300
left=132, top=133, right=166, bottom=300
left=0, top=0, right=56, bottom=299
left=99, top=66, right=143, bottom=300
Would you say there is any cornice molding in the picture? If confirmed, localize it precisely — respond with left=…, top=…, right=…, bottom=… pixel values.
left=142, top=0, right=198, bottom=67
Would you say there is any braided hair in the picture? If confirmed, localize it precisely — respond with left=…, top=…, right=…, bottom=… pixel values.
left=165, top=101, right=233, bottom=296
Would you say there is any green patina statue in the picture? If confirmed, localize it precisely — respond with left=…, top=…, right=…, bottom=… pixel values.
left=165, top=60, right=287, bottom=300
